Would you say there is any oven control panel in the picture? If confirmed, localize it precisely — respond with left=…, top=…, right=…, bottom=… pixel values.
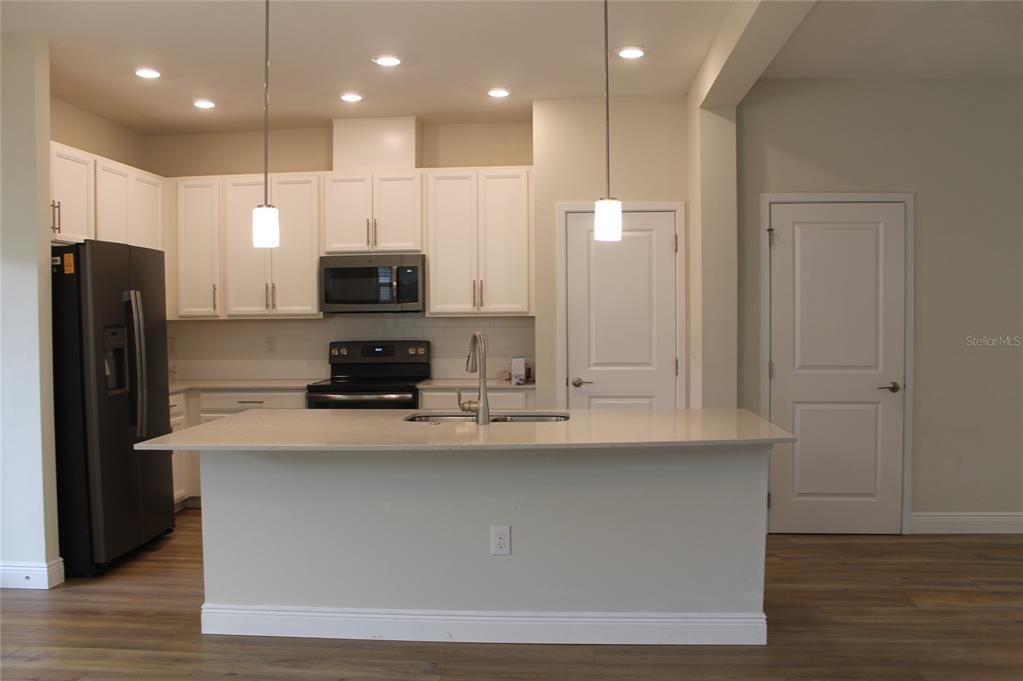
left=328, top=340, right=430, bottom=364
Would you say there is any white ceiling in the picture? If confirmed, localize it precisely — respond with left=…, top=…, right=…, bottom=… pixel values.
left=2, top=0, right=735, bottom=135
left=766, top=1, right=1023, bottom=79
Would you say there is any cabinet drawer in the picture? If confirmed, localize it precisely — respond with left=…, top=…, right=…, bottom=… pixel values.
left=418, top=390, right=528, bottom=411
left=198, top=391, right=306, bottom=411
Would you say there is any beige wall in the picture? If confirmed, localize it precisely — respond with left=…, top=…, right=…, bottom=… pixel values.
left=143, top=127, right=332, bottom=177
left=50, top=97, right=148, bottom=170
left=738, top=78, right=1023, bottom=513
left=420, top=121, right=532, bottom=168
left=532, top=95, right=687, bottom=407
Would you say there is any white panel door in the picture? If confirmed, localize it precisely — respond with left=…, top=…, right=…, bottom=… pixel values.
left=769, top=202, right=906, bottom=534
left=566, top=211, right=677, bottom=410
left=323, top=174, right=372, bottom=252
left=96, top=159, right=131, bottom=244
left=426, top=171, right=478, bottom=314
left=224, top=177, right=272, bottom=316
left=128, top=171, right=162, bottom=250
left=176, top=179, right=221, bottom=317
left=270, top=175, right=319, bottom=315
left=372, top=172, right=422, bottom=251
left=478, top=169, right=530, bottom=315
left=49, top=142, right=94, bottom=242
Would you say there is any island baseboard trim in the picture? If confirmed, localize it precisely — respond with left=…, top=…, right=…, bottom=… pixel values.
left=201, top=604, right=766, bottom=645
left=910, top=512, right=1023, bottom=534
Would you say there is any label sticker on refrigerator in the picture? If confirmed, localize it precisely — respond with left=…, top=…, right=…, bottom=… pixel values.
left=63, top=253, right=75, bottom=274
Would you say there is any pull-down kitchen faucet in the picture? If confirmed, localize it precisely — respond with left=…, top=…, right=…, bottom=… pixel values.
left=457, top=332, right=490, bottom=425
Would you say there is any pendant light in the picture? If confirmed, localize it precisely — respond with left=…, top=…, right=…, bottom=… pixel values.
left=594, top=0, right=622, bottom=242
left=252, top=0, right=279, bottom=248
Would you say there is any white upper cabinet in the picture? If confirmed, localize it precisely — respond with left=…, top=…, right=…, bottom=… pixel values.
left=96, top=156, right=163, bottom=249
left=478, top=169, right=530, bottom=314
left=177, top=179, right=221, bottom=317
left=372, top=172, right=422, bottom=251
left=426, top=171, right=478, bottom=314
left=223, top=175, right=319, bottom=317
left=128, top=171, right=163, bottom=250
left=323, top=175, right=372, bottom=252
left=425, top=167, right=531, bottom=316
left=323, top=172, right=422, bottom=253
left=96, top=159, right=131, bottom=244
left=49, top=142, right=95, bottom=243
left=270, top=175, right=320, bottom=315
left=224, top=177, right=273, bottom=316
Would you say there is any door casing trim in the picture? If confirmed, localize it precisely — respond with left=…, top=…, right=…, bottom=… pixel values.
left=555, top=202, right=686, bottom=410
left=759, top=193, right=915, bottom=534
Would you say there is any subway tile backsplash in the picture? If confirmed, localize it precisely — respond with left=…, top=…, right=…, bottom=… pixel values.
left=168, top=315, right=535, bottom=381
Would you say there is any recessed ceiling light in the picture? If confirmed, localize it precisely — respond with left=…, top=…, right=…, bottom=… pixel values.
left=488, top=88, right=510, bottom=98
left=617, top=46, right=645, bottom=60
left=372, top=55, right=401, bottom=67
left=193, top=99, right=216, bottom=109
left=135, top=67, right=161, bottom=79
left=340, top=93, right=363, bottom=103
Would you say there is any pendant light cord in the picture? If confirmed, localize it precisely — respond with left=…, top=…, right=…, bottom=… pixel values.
left=262, top=0, right=270, bottom=205
left=603, top=0, right=611, bottom=199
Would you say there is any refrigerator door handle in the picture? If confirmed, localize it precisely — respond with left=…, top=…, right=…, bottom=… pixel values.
left=129, top=290, right=146, bottom=439
left=137, top=290, right=148, bottom=439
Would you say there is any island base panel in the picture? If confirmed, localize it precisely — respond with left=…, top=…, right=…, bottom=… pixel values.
left=199, top=446, right=770, bottom=644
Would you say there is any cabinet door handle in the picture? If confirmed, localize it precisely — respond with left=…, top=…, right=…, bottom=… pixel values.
left=472, top=280, right=477, bottom=307
left=212, top=284, right=217, bottom=312
left=237, top=400, right=265, bottom=405
left=56, top=201, right=62, bottom=233
left=479, top=279, right=484, bottom=308
left=366, top=218, right=371, bottom=248
left=265, top=283, right=270, bottom=310
left=50, top=201, right=58, bottom=233
left=372, top=218, right=378, bottom=247
left=272, top=283, right=277, bottom=310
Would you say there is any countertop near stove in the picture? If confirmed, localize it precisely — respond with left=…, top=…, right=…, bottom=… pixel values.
left=136, top=408, right=794, bottom=452
left=416, top=378, right=535, bottom=391
left=169, top=379, right=318, bottom=394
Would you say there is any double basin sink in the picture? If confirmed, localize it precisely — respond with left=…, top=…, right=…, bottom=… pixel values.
left=404, top=412, right=570, bottom=424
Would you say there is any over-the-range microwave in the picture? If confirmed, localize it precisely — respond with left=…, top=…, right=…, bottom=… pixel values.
left=319, top=253, right=425, bottom=313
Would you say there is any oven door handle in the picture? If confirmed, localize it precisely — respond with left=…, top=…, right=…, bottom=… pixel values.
left=312, top=393, right=415, bottom=402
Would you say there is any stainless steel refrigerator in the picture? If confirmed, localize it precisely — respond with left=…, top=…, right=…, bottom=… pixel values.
left=51, top=240, right=174, bottom=576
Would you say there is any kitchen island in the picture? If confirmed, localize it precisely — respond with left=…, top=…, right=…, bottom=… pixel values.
left=137, top=408, right=793, bottom=645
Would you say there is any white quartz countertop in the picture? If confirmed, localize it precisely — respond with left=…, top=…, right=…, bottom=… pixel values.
left=136, top=408, right=794, bottom=452
left=169, top=379, right=318, bottom=394
left=416, top=378, right=535, bottom=391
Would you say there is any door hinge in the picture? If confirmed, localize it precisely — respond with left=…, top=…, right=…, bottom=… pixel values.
left=767, top=493, right=772, bottom=509
left=674, top=233, right=679, bottom=253
left=767, top=227, right=775, bottom=247
left=768, top=359, right=774, bottom=379
left=675, top=358, right=679, bottom=376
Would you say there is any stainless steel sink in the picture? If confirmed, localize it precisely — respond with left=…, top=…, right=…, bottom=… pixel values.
left=404, top=412, right=570, bottom=423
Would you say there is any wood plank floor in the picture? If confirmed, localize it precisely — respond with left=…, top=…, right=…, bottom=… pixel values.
left=2, top=510, right=1021, bottom=681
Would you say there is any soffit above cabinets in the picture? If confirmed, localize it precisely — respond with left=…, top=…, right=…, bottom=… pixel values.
left=3, top=0, right=733, bottom=134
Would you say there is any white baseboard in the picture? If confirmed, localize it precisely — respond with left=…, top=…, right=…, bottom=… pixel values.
left=202, top=604, right=766, bottom=645
left=0, top=558, right=65, bottom=589
left=910, top=512, right=1023, bottom=534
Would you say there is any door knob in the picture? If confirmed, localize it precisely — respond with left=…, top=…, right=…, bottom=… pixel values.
left=571, top=377, right=594, bottom=388
left=877, top=381, right=901, bottom=393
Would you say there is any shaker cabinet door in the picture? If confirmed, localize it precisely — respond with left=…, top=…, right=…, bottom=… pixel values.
left=176, top=179, right=221, bottom=317
left=50, top=142, right=95, bottom=243
left=270, top=175, right=319, bottom=315
left=323, top=175, right=372, bottom=252
left=372, top=172, right=422, bottom=252
left=223, top=177, right=272, bottom=316
left=425, top=171, right=478, bottom=314
left=478, top=169, right=530, bottom=314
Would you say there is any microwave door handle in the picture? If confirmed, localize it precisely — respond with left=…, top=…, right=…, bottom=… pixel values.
left=391, top=266, right=399, bottom=303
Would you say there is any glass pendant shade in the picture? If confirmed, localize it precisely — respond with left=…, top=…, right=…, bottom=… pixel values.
left=593, top=198, right=622, bottom=242
left=252, top=205, right=280, bottom=248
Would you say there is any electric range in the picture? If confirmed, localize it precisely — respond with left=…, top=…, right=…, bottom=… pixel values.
left=305, top=340, right=430, bottom=409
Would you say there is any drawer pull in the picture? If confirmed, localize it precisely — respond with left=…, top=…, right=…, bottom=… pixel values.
left=169, top=403, right=178, bottom=409
left=237, top=400, right=265, bottom=405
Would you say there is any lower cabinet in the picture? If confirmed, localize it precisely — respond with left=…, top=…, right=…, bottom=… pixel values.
left=418, top=389, right=534, bottom=410
left=169, top=393, right=200, bottom=506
